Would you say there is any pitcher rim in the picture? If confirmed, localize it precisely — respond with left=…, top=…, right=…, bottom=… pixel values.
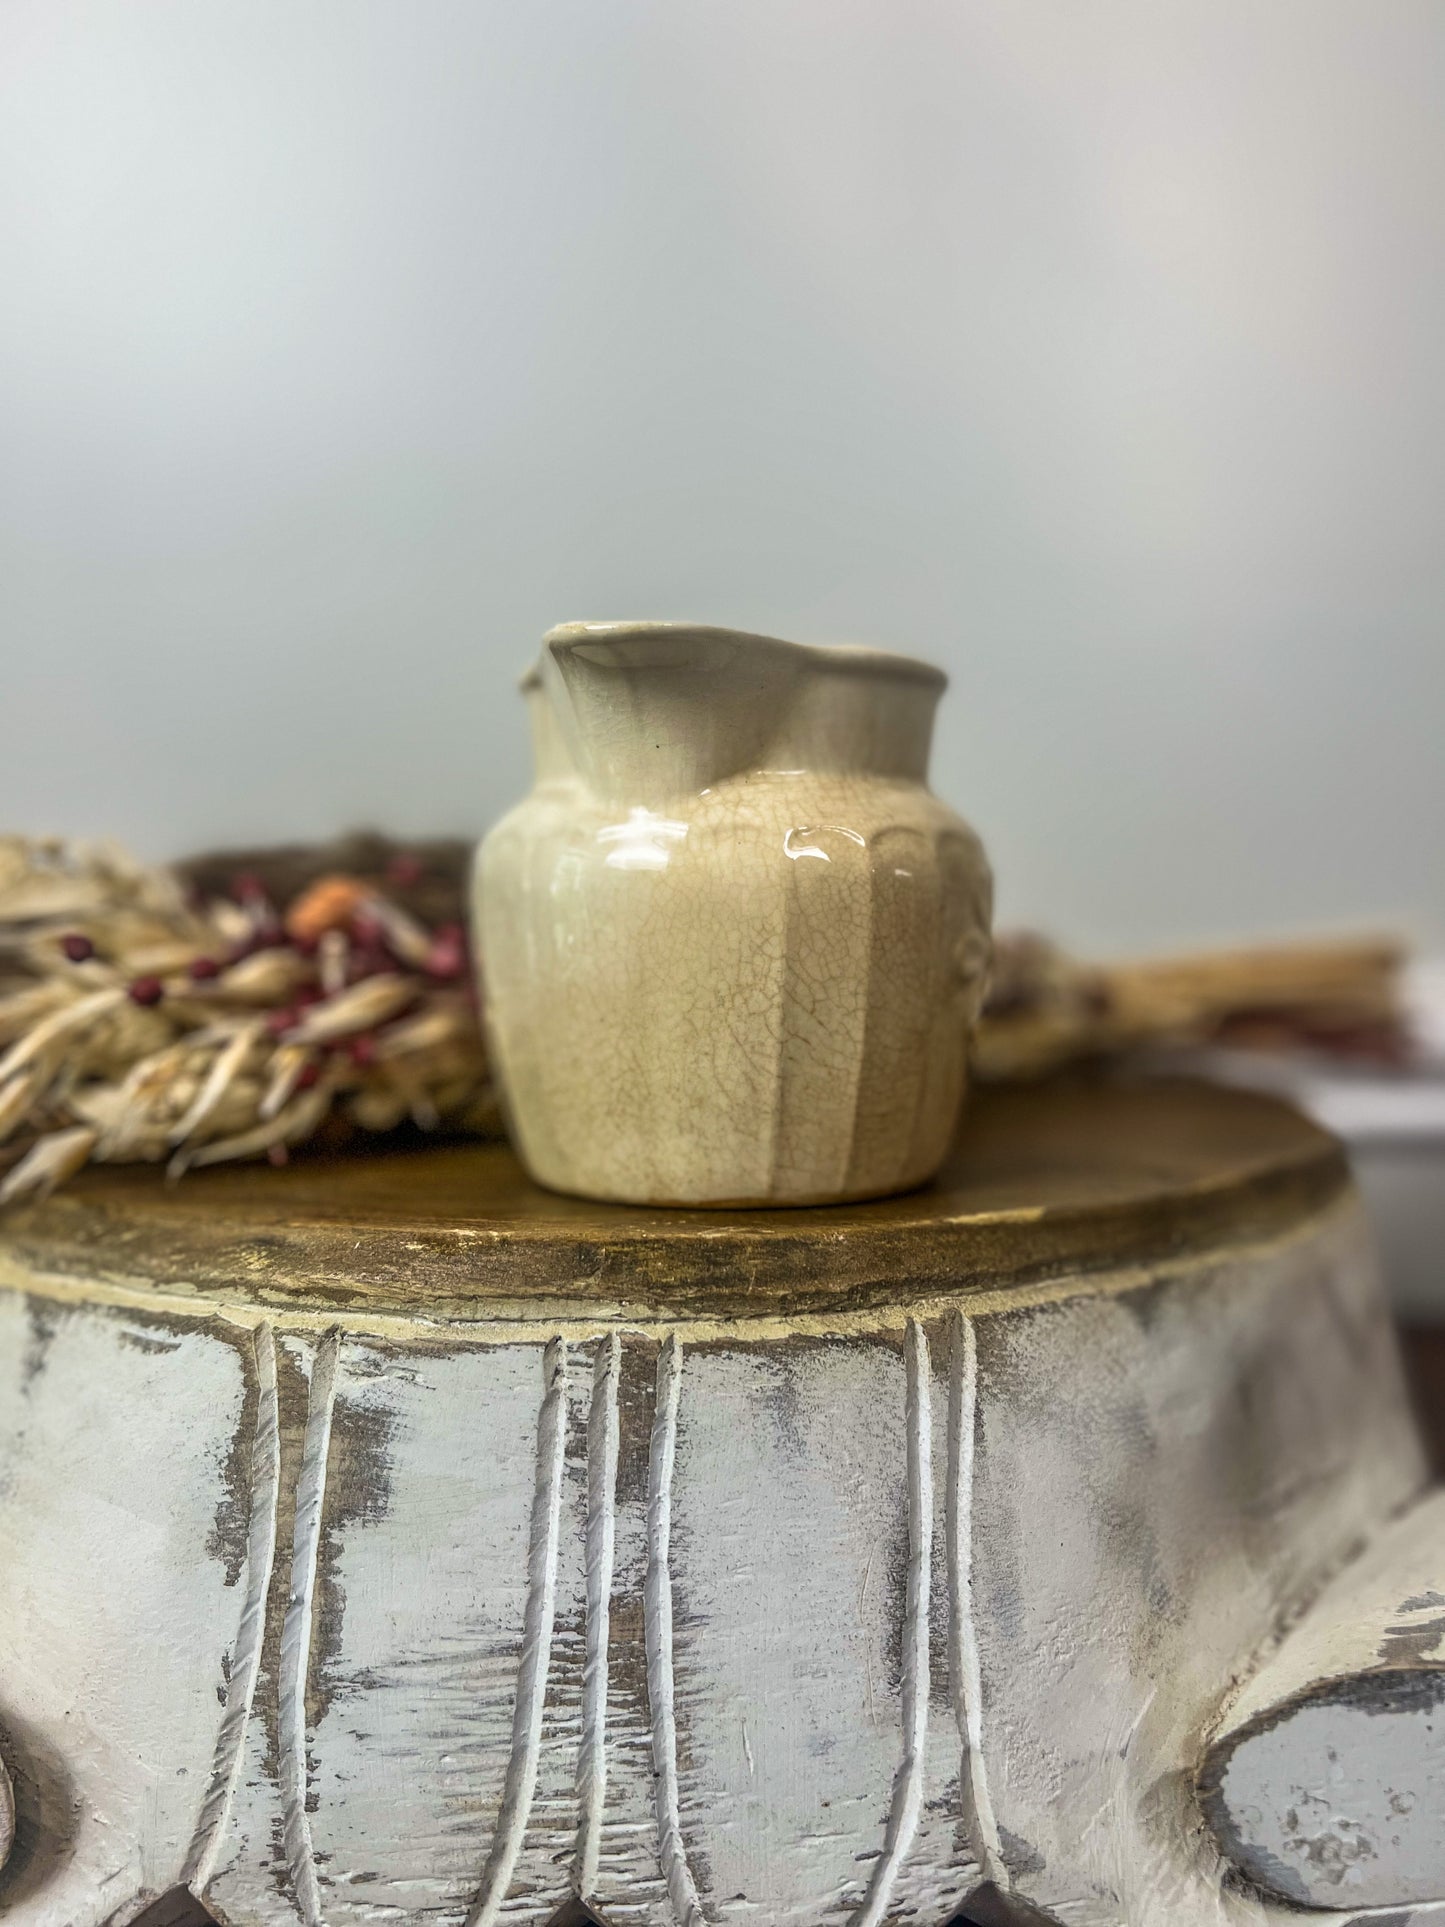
left=542, top=619, right=947, bottom=691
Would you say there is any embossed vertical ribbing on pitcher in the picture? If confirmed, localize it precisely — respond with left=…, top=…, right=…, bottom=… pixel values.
left=475, top=621, right=993, bottom=1206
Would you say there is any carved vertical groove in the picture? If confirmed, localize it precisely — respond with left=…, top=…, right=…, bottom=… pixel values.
left=468, top=1338, right=570, bottom=1927
left=280, top=1327, right=341, bottom=1927
left=948, top=1309, right=1005, bottom=1888
left=184, top=1321, right=282, bottom=1892
left=575, top=1332, right=622, bottom=1902
left=851, top=1318, right=932, bottom=1927
left=645, top=1334, right=706, bottom=1927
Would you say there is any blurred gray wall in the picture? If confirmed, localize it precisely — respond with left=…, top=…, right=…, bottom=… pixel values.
left=2, top=0, right=1442, bottom=954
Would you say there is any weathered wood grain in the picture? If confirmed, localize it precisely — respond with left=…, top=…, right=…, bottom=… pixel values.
left=0, top=1081, right=1348, bottom=1328
left=280, top=1327, right=340, bottom=1927
left=947, top=1312, right=1004, bottom=1893
left=575, top=1333, right=621, bottom=1904
left=952, top=1200, right=1424, bottom=1925
left=1200, top=1488, right=1445, bottom=1911
left=853, top=1321, right=932, bottom=1927
left=468, top=1337, right=569, bottom=1927
left=0, top=1295, right=250, bottom=1923
left=181, top=1323, right=280, bottom=1896
left=0, top=1738, right=13, bottom=1875
left=645, top=1335, right=706, bottom=1927
left=0, top=1084, right=1430, bottom=1926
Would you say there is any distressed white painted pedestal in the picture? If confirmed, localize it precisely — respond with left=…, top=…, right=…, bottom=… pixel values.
left=0, top=1080, right=1438, bottom=1927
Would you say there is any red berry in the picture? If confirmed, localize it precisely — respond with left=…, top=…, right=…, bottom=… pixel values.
left=425, top=923, right=466, bottom=980
left=348, top=940, right=393, bottom=982
left=128, top=975, right=165, bottom=1007
left=265, top=1006, right=296, bottom=1037
left=231, top=872, right=267, bottom=903
left=386, top=852, right=424, bottom=887
left=188, top=956, right=221, bottom=981
left=296, top=1062, right=321, bottom=1090
left=348, top=1033, right=377, bottom=1068
left=61, top=933, right=94, bottom=963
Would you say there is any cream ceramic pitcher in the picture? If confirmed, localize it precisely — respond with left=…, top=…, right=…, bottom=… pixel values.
left=475, top=621, right=993, bottom=1206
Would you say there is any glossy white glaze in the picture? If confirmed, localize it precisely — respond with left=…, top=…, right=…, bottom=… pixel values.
left=475, top=622, right=993, bottom=1206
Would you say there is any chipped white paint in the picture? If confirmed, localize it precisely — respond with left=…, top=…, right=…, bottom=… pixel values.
left=1203, top=1489, right=1445, bottom=1910
left=182, top=1322, right=280, bottom=1894
left=1212, top=1690, right=1445, bottom=1914
left=0, top=1194, right=1435, bottom=1927
left=467, top=1338, right=569, bottom=1927
left=1214, top=1488, right=1445, bottom=1729
left=852, top=1320, right=933, bottom=1927
left=956, top=1204, right=1426, bottom=1926
left=645, top=1334, right=706, bottom=1927
left=246, top=1342, right=556, bottom=1926
left=0, top=1295, right=247, bottom=1926
left=575, top=1331, right=621, bottom=1903
left=947, top=1310, right=1004, bottom=1891
left=280, top=1328, right=341, bottom=1927
left=880, top=1335, right=984, bottom=1927
left=661, top=1340, right=912, bottom=1922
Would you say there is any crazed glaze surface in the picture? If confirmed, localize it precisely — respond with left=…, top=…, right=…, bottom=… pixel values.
left=475, top=622, right=994, bottom=1207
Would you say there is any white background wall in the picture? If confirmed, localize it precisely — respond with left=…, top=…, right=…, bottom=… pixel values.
left=2, top=1, right=1442, bottom=955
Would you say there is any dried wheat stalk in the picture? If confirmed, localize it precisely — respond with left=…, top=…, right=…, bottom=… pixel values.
left=0, top=836, right=495, bottom=1206
left=974, top=931, right=1410, bottom=1081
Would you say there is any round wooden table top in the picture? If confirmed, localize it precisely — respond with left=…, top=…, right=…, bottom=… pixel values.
left=0, top=1077, right=1346, bottom=1327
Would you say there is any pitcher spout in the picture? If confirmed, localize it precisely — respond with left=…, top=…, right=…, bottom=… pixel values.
left=545, top=621, right=802, bottom=801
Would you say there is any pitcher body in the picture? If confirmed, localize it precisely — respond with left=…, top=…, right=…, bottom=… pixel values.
left=474, top=622, right=992, bottom=1206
